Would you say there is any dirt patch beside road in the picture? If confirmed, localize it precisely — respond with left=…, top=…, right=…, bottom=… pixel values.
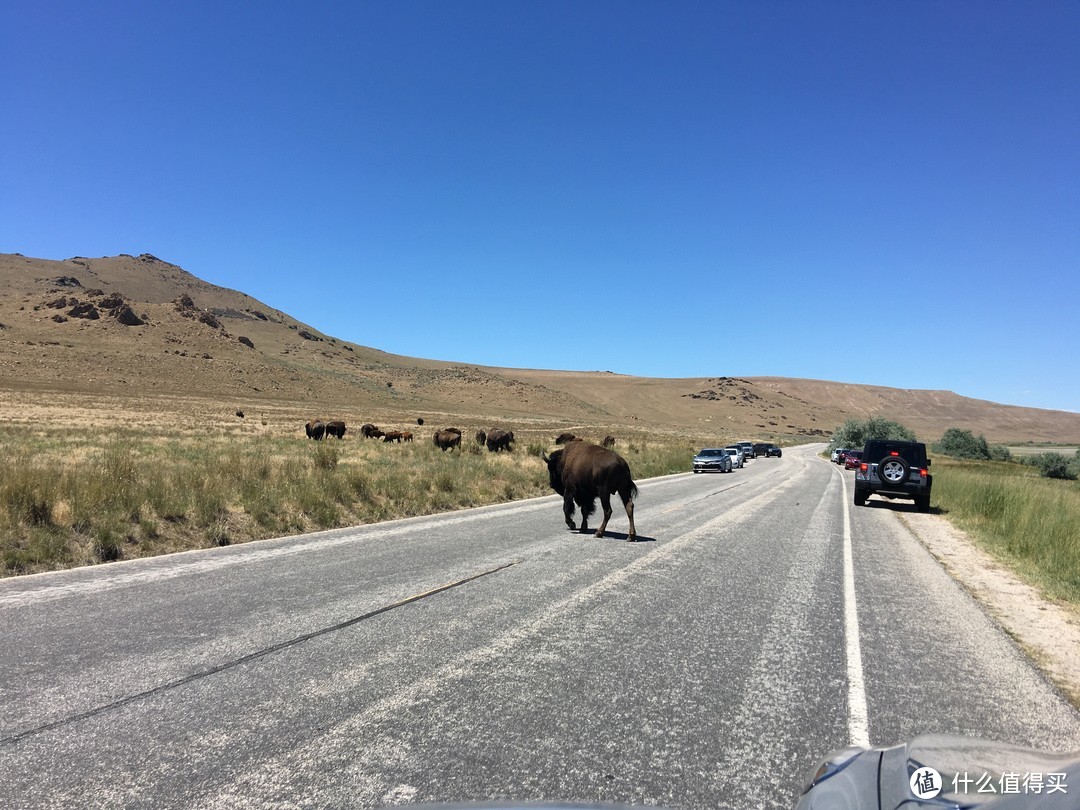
left=902, top=512, right=1080, bottom=709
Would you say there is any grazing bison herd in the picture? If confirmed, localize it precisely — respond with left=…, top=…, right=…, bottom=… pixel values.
left=299, top=418, right=637, bottom=540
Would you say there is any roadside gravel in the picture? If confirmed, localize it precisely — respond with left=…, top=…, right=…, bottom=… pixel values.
left=901, top=511, right=1080, bottom=709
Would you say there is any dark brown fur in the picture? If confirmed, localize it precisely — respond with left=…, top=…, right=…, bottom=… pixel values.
left=543, top=442, right=638, bottom=541
left=486, top=429, right=514, bottom=452
left=433, top=429, right=462, bottom=451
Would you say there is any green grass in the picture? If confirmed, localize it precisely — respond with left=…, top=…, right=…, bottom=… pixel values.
left=932, top=457, right=1080, bottom=605
left=0, top=426, right=700, bottom=576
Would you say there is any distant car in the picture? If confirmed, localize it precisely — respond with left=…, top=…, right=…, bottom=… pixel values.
left=692, top=447, right=733, bottom=474
left=736, top=441, right=755, bottom=460
left=837, top=448, right=851, bottom=465
left=725, top=446, right=745, bottom=468
left=752, top=442, right=769, bottom=458
left=830, top=448, right=845, bottom=463
left=761, top=443, right=782, bottom=458
left=844, top=449, right=863, bottom=469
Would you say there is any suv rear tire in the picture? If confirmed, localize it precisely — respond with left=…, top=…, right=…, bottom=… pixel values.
left=854, top=490, right=867, bottom=507
left=877, top=455, right=911, bottom=486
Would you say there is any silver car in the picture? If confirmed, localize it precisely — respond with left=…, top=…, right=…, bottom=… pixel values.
left=692, top=448, right=733, bottom=473
left=725, top=446, right=745, bottom=468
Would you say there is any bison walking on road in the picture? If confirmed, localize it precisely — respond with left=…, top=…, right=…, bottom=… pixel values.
left=543, top=442, right=638, bottom=541
left=305, top=420, right=326, bottom=440
left=486, top=429, right=514, bottom=452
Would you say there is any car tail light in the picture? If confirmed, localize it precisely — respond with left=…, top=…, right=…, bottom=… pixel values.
left=889, top=451, right=899, bottom=456
left=919, top=468, right=928, bottom=478
left=860, top=462, right=868, bottom=472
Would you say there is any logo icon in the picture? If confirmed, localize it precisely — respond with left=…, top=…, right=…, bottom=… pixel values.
left=911, top=766, right=943, bottom=799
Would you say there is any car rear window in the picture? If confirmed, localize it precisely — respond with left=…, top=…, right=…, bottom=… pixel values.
left=864, top=441, right=927, bottom=464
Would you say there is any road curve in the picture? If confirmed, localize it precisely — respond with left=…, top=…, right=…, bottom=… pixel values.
left=1, top=444, right=1077, bottom=808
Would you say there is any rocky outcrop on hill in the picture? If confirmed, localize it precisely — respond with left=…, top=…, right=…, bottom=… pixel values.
left=175, top=294, right=222, bottom=330
left=683, top=377, right=761, bottom=403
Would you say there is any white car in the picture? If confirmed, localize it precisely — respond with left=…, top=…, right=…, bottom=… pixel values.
left=725, top=446, right=745, bottom=468
left=831, top=447, right=845, bottom=463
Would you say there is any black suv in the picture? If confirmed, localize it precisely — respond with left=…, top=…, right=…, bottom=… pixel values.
left=754, top=442, right=783, bottom=458
left=853, top=439, right=932, bottom=511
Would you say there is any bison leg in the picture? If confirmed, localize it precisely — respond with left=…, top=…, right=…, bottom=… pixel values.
left=620, top=490, right=637, bottom=542
left=562, top=492, right=577, bottom=530
left=623, top=499, right=636, bottom=541
left=576, top=494, right=595, bottom=534
left=595, top=491, right=614, bottom=538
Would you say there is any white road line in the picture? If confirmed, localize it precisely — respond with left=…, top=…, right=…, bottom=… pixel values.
left=839, top=468, right=870, bottom=747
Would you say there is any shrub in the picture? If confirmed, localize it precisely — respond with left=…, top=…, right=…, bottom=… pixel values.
left=1030, top=452, right=1076, bottom=480
left=830, top=417, right=916, bottom=451
left=933, top=428, right=992, bottom=460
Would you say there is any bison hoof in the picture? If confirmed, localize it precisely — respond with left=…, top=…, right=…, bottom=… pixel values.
left=594, top=530, right=604, bottom=538
left=626, top=534, right=638, bottom=542
left=565, top=521, right=576, bottom=530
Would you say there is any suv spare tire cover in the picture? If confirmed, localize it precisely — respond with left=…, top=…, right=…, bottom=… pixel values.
left=878, top=455, right=911, bottom=486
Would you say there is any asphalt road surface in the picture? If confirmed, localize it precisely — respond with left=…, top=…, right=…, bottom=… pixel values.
left=2, top=444, right=1078, bottom=809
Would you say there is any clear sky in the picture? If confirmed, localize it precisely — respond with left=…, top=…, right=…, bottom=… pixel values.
left=3, top=2, right=1078, bottom=412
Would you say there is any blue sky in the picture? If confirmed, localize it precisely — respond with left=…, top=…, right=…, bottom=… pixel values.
left=3, top=2, right=1078, bottom=412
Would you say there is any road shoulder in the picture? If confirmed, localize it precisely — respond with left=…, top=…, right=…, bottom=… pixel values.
left=901, top=512, right=1080, bottom=710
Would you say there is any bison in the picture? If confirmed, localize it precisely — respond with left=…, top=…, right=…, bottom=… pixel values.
left=305, top=420, right=326, bottom=441
left=543, top=442, right=638, bottom=541
left=401, top=431, right=413, bottom=442
left=486, top=429, right=514, bottom=452
left=325, top=420, right=347, bottom=439
left=554, top=432, right=577, bottom=445
left=602, top=435, right=616, bottom=448
left=361, top=423, right=383, bottom=439
left=382, top=430, right=404, bottom=443
left=475, top=430, right=487, bottom=445
left=433, top=429, right=463, bottom=451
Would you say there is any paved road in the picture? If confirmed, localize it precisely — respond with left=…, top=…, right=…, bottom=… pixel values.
left=2, top=444, right=1078, bottom=808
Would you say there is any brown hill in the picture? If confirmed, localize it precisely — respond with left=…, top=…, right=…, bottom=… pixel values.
left=2, top=251, right=1078, bottom=444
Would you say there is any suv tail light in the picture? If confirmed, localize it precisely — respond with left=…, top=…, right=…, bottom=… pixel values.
left=919, top=468, right=928, bottom=479
left=860, top=462, right=868, bottom=472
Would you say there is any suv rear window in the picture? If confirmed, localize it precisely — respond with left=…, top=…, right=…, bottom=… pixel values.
left=862, top=440, right=927, bottom=466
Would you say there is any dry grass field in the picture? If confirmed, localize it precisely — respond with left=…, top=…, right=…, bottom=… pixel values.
left=4, top=251, right=1080, bottom=576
